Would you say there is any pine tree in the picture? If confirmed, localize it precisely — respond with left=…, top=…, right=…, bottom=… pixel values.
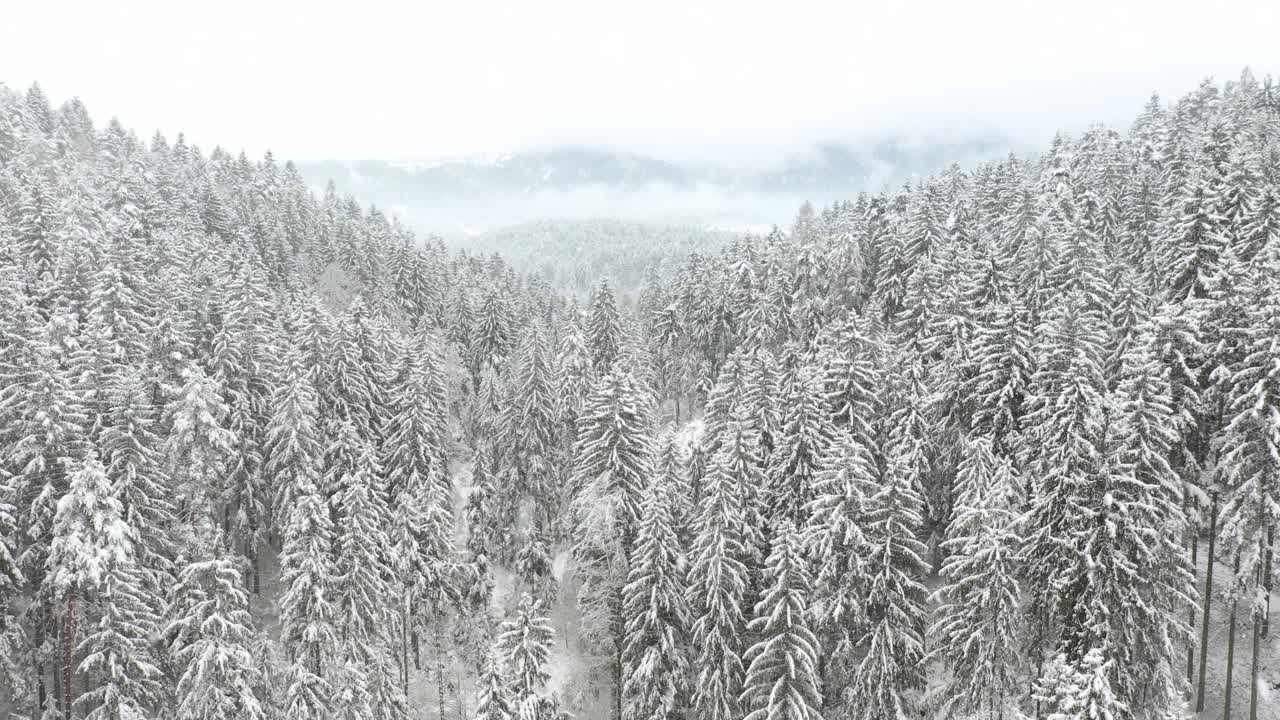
left=570, top=368, right=654, bottom=719
left=587, top=280, right=625, bottom=375
left=1105, top=340, right=1197, bottom=713
left=802, top=430, right=876, bottom=702
left=278, top=477, right=338, bottom=675
left=1032, top=649, right=1128, bottom=720
left=739, top=519, right=822, bottom=720
left=75, top=538, right=164, bottom=720
left=1021, top=293, right=1109, bottom=668
left=265, top=348, right=324, bottom=535
left=282, top=664, right=331, bottom=720
left=475, top=649, right=513, bottom=720
left=767, top=365, right=833, bottom=525
left=620, top=466, right=689, bottom=720
left=163, top=364, right=236, bottom=528
left=334, top=447, right=394, bottom=664
left=498, top=593, right=555, bottom=703
left=101, top=369, right=174, bottom=597
left=928, top=437, right=1023, bottom=719
left=47, top=451, right=144, bottom=720
left=497, top=321, right=561, bottom=548
left=685, top=425, right=752, bottom=720
left=167, top=532, right=265, bottom=720
left=847, top=448, right=929, bottom=720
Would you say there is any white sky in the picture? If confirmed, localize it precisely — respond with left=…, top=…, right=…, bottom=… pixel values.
left=3, top=0, right=1278, bottom=162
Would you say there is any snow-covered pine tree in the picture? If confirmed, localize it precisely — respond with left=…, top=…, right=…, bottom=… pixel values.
left=846, top=446, right=929, bottom=719
left=265, top=347, right=324, bottom=536
left=1020, top=291, right=1109, bottom=669
left=166, top=530, right=265, bottom=720
left=766, top=364, right=834, bottom=526
left=570, top=368, right=655, bottom=717
left=620, top=458, right=689, bottom=720
left=47, top=451, right=155, bottom=720
left=1031, top=649, right=1128, bottom=720
left=282, top=664, right=331, bottom=720
left=498, top=593, right=555, bottom=705
left=587, top=279, right=625, bottom=375
left=685, top=417, right=752, bottom=720
left=928, top=436, right=1023, bottom=719
left=739, top=519, right=822, bottom=720
left=278, top=476, right=338, bottom=676
left=334, top=445, right=394, bottom=664
left=163, top=364, right=236, bottom=530
left=475, top=648, right=513, bottom=720
left=1104, top=337, right=1197, bottom=713
left=100, top=369, right=175, bottom=602
left=802, top=430, right=876, bottom=706
left=75, top=532, right=164, bottom=720
left=496, top=321, right=561, bottom=553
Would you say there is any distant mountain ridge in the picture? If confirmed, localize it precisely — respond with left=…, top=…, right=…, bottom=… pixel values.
left=298, top=136, right=1015, bottom=234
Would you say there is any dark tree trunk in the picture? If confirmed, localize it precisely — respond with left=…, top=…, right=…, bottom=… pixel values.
left=412, top=598, right=422, bottom=671
left=1196, top=492, right=1218, bottom=713
left=1250, top=579, right=1262, bottom=720
left=402, top=598, right=410, bottom=696
left=1224, top=555, right=1240, bottom=720
left=1263, top=527, right=1274, bottom=637
left=35, top=601, right=46, bottom=718
left=435, top=625, right=447, bottom=720
left=1188, top=529, right=1198, bottom=688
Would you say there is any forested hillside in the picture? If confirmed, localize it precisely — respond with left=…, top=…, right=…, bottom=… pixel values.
left=456, top=219, right=735, bottom=301
left=2, top=69, right=1280, bottom=720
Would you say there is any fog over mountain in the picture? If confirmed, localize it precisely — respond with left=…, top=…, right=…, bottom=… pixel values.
left=298, top=135, right=1017, bottom=235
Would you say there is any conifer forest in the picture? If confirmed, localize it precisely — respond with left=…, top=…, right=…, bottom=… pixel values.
left=3, top=70, right=1280, bottom=720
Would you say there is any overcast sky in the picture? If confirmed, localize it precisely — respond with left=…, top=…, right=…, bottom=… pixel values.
left=3, top=0, right=1277, bottom=163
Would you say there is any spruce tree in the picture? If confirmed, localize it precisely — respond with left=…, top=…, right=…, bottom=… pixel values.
left=847, top=449, right=929, bottom=719
left=620, top=467, right=689, bottom=720
left=928, top=437, right=1023, bottom=718
left=278, top=477, right=338, bottom=675
left=475, top=649, right=513, bottom=720
left=685, top=424, right=751, bottom=720
left=802, top=430, right=876, bottom=703
left=167, top=532, right=265, bottom=720
left=498, top=593, right=555, bottom=704
left=767, top=365, right=833, bottom=526
left=739, top=519, right=822, bottom=720
left=587, top=280, right=624, bottom=375
left=571, top=368, right=655, bottom=714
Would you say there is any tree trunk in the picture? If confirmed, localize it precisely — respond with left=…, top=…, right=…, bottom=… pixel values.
left=412, top=599, right=422, bottom=671
left=1224, top=555, right=1240, bottom=720
left=1188, top=528, right=1198, bottom=688
left=1250, top=579, right=1262, bottom=720
left=614, top=646, right=622, bottom=720
left=35, top=600, right=46, bottom=718
left=1196, top=492, right=1218, bottom=713
left=62, top=588, right=75, bottom=720
left=674, top=395, right=681, bottom=425
left=435, top=625, right=446, bottom=720
left=402, top=597, right=411, bottom=697
left=1262, top=526, right=1274, bottom=637
left=51, top=652, right=61, bottom=717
